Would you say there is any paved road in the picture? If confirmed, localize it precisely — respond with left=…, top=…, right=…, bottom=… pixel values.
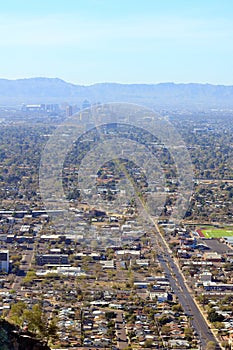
left=12, top=244, right=35, bottom=291
left=115, top=312, right=128, bottom=350
left=151, top=227, right=222, bottom=350
left=129, top=179, right=223, bottom=349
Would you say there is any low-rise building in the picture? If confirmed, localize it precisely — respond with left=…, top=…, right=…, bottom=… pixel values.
left=35, top=254, right=69, bottom=266
left=200, top=271, right=212, bottom=282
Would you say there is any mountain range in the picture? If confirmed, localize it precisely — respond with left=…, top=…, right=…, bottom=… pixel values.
left=1, top=77, right=233, bottom=109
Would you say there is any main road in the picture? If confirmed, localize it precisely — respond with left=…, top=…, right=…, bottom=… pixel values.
left=151, top=222, right=222, bottom=350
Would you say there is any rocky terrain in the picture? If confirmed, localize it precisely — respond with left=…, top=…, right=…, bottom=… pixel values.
left=0, top=319, right=50, bottom=350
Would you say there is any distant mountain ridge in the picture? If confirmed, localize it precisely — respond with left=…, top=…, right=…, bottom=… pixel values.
left=1, top=77, right=233, bottom=109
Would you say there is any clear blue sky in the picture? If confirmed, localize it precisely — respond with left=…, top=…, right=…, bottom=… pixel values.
left=0, top=0, right=233, bottom=85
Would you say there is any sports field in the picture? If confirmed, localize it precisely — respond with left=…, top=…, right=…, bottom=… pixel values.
left=201, top=227, right=233, bottom=238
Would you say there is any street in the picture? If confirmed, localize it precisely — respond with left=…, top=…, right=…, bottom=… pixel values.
left=151, top=224, right=222, bottom=350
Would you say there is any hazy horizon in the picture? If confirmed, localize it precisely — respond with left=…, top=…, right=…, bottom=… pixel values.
left=1, top=76, right=233, bottom=87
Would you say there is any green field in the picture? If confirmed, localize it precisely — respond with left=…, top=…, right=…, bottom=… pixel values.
left=201, top=227, right=233, bottom=238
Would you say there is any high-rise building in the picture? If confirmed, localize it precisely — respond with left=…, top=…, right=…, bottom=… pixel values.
left=66, top=105, right=73, bottom=117
left=0, top=250, right=9, bottom=273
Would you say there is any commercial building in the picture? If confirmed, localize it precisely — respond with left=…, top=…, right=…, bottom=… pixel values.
left=35, top=254, right=69, bottom=266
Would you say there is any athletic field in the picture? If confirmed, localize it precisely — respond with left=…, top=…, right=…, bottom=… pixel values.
left=201, top=227, right=233, bottom=238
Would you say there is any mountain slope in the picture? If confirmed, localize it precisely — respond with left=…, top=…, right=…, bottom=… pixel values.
left=0, top=319, right=50, bottom=350
left=0, top=77, right=233, bottom=109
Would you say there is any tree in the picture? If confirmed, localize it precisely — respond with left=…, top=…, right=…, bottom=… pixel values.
left=144, top=339, right=153, bottom=347
left=207, top=310, right=224, bottom=323
left=23, top=304, right=45, bottom=335
left=8, top=302, right=52, bottom=339
left=46, top=317, right=58, bottom=342
left=161, top=324, right=171, bottom=335
left=184, top=327, right=193, bottom=341
left=8, top=301, right=26, bottom=326
left=213, top=322, right=224, bottom=332
left=158, top=315, right=171, bottom=325
left=197, top=294, right=209, bottom=307
left=22, top=269, right=36, bottom=286
left=105, top=311, right=116, bottom=321
left=172, top=303, right=183, bottom=313
left=206, top=341, right=217, bottom=350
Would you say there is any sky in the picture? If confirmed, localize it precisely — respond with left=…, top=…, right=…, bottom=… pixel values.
left=0, top=0, right=233, bottom=85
